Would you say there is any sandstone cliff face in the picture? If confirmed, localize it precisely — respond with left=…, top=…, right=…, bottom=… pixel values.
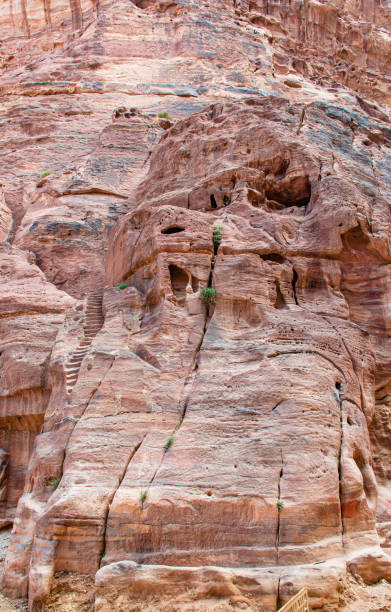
left=1, top=1, right=391, bottom=611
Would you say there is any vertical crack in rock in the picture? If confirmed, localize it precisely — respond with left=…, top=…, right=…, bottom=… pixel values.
left=296, top=105, right=307, bottom=135
left=336, top=382, right=346, bottom=547
left=145, top=249, right=217, bottom=496
left=182, top=247, right=217, bottom=409
left=14, top=353, right=116, bottom=600
left=291, top=268, right=299, bottom=305
left=276, top=452, right=284, bottom=564
left=318, top=159, right=323, bottom=181
left=52, top=354, right=116, bottom=484
left=276, top=575, right=282, bottom=610
left=100, top=434, right=146, bottom=566
left=47, top=352, right=116, bottom=497
left=324, top=316, right=366, bottom=416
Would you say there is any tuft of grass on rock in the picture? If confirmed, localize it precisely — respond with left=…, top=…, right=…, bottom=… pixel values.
left=277, top=499, right=284, bottom=513
left=40, top=171, right=51, bottom=179
left=117, top=282, right=127, bottom=290
left=213, top=225, right=222, bottom=246
left=165, top=436, right=174, bottom=451
left=157, top=110, right=172, bottom=120
left=140, top=490, right=148, bottom=507
left=201, top=287, right=217, bottom=307
left=49, top=476, right=61, bottom=491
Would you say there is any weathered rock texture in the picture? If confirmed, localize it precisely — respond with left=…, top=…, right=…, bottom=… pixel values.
left=1, top=1, right=391, bottom=610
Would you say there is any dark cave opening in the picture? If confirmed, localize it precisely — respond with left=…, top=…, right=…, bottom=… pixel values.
left=162, top=226, right=185, bottom=235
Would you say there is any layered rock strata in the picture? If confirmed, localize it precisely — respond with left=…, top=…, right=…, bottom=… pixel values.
left=1, top=96, right=391, bottom=610
left=1, top=0, right=391, bottom=610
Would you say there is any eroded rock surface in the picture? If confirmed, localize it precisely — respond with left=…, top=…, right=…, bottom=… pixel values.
left=1, top=1, right=391, bottom=611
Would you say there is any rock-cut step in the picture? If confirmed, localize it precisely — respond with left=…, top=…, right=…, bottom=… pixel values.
left=65, top=289, right=104, bottom=396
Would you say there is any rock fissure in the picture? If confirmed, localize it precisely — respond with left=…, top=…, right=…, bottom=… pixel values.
left=18, top=353, right=119, bottom=604
left=276, top=452, right=284, bottom=565
left=296, top=105, right=307, bottom=135
left=337, top=383, right=346, bottom=548
left=100, top=433, right=146, bottom=566
left=324, top=316, right=367, bottom=416
left=143, top=248, right=216, bottom=500
left=291, top=268, right=299, bottom=305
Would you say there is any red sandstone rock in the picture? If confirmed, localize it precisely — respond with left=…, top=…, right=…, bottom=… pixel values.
left=1, top=1, right=391, bottom=610
left=0, top=243, right=75, bottom=528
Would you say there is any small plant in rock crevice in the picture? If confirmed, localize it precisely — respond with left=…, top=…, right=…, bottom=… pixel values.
left=165, top=436, right=174, bottom=451
left=40, top=171, right=51, bottom=179
left=201, top=287, right=218, bottom=307
left=140, top=490, right=148, bottom=507
left=49, top=476, right=61, bottom=491
left=277, top=499, right=284, bottom=513
left=157, top=110, right=172, bottom=120
left=213, top=225, right=222, bottom=247
left=223, top=195, right=231, bottom=206
left=117, top=282, right=127, bottom=290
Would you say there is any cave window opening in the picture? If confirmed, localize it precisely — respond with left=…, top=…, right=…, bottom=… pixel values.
left=162, top=226, right=185, bottom=235
left=210, top=194, right=217, bottom=209
left=169, top=265, right=189, bottom=303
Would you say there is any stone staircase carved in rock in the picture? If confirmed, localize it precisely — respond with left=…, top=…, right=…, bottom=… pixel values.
left=65, top=289, right=104, bottom=395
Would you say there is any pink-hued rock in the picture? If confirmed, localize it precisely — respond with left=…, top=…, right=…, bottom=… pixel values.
left=1, top=1, right=391, bottom=610
left=0, top=190, right=12, bottom=241
left=0, top=243, right=75, bottom=527
left=2, top=96, right=391, bottom=610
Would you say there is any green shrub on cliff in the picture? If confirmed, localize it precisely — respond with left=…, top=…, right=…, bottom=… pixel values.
left=117, top=282, right=127, bottom=290
left=201, top=287, right=217, bottom=307
left=165, top=436, right=174, bottom=451
left=213, top=225, right=222, bottom=246
left=40, top=171, right=51, bottom=179
left=49, top=476, right=61, bottom=491
left=157, top=110, right=172, bottom=120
